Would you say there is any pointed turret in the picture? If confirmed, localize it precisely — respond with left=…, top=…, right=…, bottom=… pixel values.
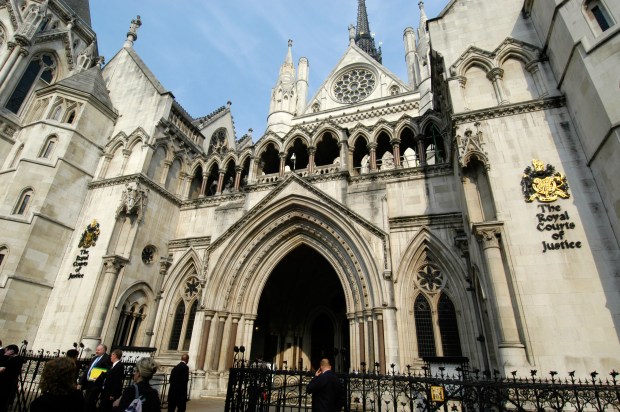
left=415, top=1, right=433, bottom=113
left=355, top=0, right=382, bottom=63
left=267, top=40, right=298, bottom=136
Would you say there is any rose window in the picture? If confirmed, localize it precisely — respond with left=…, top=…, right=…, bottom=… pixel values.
left=416, top=263, right=445, bottom=293
left=333, top=68, right=376, bottom=103
left=183, top=276, right=201, bottom=300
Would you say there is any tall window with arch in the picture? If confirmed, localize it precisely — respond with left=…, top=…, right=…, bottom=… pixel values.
left=168, top=276, right=201, bottom=351
left=413, top=260, right=462, bottom=358
left=6, top=53, right=56, bottom=114
left=39, top=135, right=58, bottom=159
left=13, top=188, right=33, bottom=215
left=422, top=124, right=445, bottom=165
left=113, top=303, right=147, bottom=347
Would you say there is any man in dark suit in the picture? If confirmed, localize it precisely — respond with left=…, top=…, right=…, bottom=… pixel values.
left=98, top=349, right=124, bottom=412
left=307, top=358, right=344, bottom=412
left=78, top=343, right=111, bottom=412
left=167, top=354, right=189, bottom=412
left=0, top=344, right=23, bottom=412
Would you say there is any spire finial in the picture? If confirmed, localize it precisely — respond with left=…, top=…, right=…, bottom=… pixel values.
left=419, top=2, right=428, bottom=26
left=124, top=15, right=142, bottom=48
left=354, top=0, right=382, bottom=63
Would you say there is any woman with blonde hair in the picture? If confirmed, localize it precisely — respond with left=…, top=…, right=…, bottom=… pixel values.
left=30, top=356, right=83, bottom=411
left=114, top=357, right=161, bottom=411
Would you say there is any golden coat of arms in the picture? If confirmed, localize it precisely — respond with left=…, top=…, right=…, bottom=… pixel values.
left=521, top=159, right=570, bottom=203
left=78, top=220, right=101, bottom=248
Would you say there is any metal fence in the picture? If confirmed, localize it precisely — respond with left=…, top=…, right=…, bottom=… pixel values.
left=9, top=349, right=192, bottom=412
left=225, top=363, right=620, bottom=411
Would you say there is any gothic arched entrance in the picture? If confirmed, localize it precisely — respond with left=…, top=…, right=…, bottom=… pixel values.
left=250, top=244, right=350, bottom=372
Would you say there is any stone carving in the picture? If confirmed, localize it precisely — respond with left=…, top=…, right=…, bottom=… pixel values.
left=402, top=147, right=417, bottom=168
left=456, top=122, right=488, bottom=168
left=415, top=262, right=445, bottom=293
left=16, top=3, right=47, bottom=41
left=116, top=182, right=148, bottom=222
left=78, top=220, right=100, bottom=249
left=380, top=151, right=394, bottom=170
left=183, top=276, right=201, bottom=300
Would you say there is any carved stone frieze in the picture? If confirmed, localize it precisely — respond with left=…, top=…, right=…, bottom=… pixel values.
left=456, top=122, right=489, bottom=168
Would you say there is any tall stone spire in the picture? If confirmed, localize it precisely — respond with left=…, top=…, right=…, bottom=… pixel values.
left=354, top=0, right=382, bottom=63
left=267, top=40, right=298, bottom=136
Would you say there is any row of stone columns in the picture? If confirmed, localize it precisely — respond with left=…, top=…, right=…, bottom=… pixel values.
left=191, top=308, right=391, bottom=374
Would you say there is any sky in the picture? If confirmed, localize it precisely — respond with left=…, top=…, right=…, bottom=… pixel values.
left=90, top=1, right=450, bottom=140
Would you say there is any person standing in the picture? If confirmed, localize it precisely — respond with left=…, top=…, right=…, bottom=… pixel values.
left=114, top=357, right=161, bottom=412
left=0, top=344, right=23, bottom=412
left=306, top=358, right=344, bottom=412
left=98, top=349, right=124, bottom=412
left=30, top=356, right=84, bottom=412
left=78, top=344, right=111, bottom=412
left=167, top=354, right=189, bottom=412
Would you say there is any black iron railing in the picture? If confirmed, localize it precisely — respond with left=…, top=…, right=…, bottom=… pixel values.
left=9, top=349, right=193, bottom=412
left=225, top=362, right=620, bottom=411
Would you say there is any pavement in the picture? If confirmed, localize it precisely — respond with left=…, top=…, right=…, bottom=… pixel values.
left=185, top=396, right=226, bottom=411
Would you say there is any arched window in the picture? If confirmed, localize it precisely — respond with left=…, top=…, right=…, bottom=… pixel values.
left=14, top=188, right=33, bottom=215
left=0, top=246, right=8, bottom=272
left=65, top=109, right=76, bottom=124
left=6, top=53, right=56, bottom=114
left=422, top=124, right=445, bottom=165
left=208, top=128, right=228, bottom=155
left=9, top=145, right=24, bottom=168
left=414, top=294, right=436, bottom=357
left=438, top=294, right=462, bottom=357
left=39, top=135, right=57, bottom=158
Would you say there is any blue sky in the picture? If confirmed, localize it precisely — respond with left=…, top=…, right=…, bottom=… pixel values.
left=90, top=1, right=449, bottom=139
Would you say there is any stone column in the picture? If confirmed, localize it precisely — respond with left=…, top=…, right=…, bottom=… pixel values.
left=526, top=61, right=548, bottom=98
left=486, top=68, right=509, bottom=105
left=215, top=171, right=224, bottom=195
left=225, top=313, right=242, bottom=368
left=243, top=315, right=256, bottom=360
left=308, top=147, right=316, bottom=174
left=391, top=139, right=401, bottom=168
left=473, top=222, right=526, bottom=367
left=98, top=154, right=114, bottom=179
left=368, top=143, right=377, bottom=171
left=338, top=139, right=348, bottom=172
left=144, top=255, right=172, bottom=346
left=0, top=42, right=21, bottom=85
left=85, top=256, right=128, bottom=342
left=160, top=160, right=172, bottom=185
left=279, top=153, right=286, bottom=177
left=374, top=309, right=386, bottom=374
left=0, top=46, right=28, bottom=97
left=234, top=166, right=242, bottom=191
left=196, top=310, right=215, bottom=371
left=199, top=172, right=208, bottom=197
left=210, top=313, right=228, bottom=371
left=417, top=137, right=426, bottom=165
left=364, top=310, right=375, bottom=368
left=357, top=315, right=366, bottom=365
left=119, top=148, right=131, bottom=175
left=248, top=156, right=257, bottom=184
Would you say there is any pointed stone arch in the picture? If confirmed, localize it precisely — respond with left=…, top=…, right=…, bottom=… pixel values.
left=206, top=191, right=389, bottom=317
left=394, top=227, right=477, bottom=364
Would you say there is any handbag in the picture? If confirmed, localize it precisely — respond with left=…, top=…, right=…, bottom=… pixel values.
left=125, top=383, right=144, bottom=412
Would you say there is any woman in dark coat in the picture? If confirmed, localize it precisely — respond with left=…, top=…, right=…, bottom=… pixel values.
left=30, top=356, right=84, bottom=412
left=114, top=357, right=161, bottom=412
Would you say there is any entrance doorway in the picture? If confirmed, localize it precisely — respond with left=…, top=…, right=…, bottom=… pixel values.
left=251, top=244, right=349, bottom=372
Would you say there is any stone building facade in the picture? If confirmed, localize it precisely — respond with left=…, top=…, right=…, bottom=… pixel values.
left=0, top=0, right=618, bottom=397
